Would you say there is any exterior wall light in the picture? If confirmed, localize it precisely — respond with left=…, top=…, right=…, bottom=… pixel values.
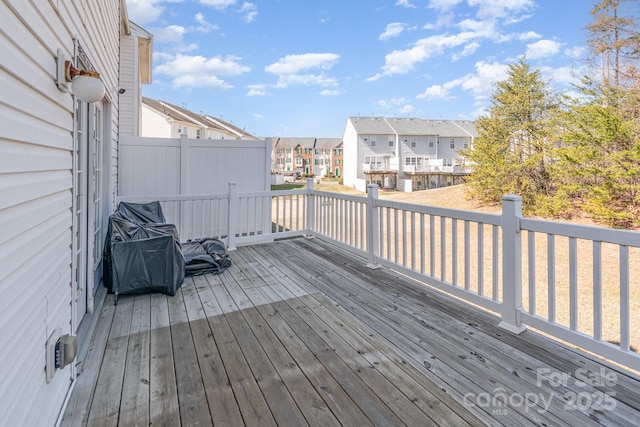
left=56, top=49, right=106, bottom=103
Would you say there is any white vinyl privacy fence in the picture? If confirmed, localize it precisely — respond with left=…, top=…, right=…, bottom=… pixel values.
left=118, top=135, right=271, bottom=196
left=118, top=135, right=272, bottom=243
left=118, top=179, right=640, bottom=372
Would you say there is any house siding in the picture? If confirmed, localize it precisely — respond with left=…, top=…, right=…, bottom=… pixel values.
left=0, top=0, right=121, bottom=425
left=141, top=103, right=172, bottom=137
left=119, top=33, right=136, bottom=136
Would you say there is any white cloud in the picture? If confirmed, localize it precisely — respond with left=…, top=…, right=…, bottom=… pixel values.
left=266, top=53, right=339, bottom=75
left=253, top=113, right=264, bottom=121
left=153, top=24, right=187, bottom=44
left=428, top=0, right=463, bottom=11
left=452, top=41, right=480, bottom=61
left=396, top=0, right=417, bottom=8
left=518, top=31, right=541, bottom=41
left=526, top=39, right=561, bottom=60
left=151, top=24, right=199, bottom=52
left=274, top=74, right=338, bottom=89
left=247, top=84, right=268, bottom=96
left=368, top=31, right=477, bottom=80
left=379, top=23, right=406, bottom=41
left=320, top=89, right=341, bottom=96
left=398, top=104, right=416, bottom=114
left=199, top=0, right=236, bottom=10
left=417, top=60, right=508, bottom=101
left=240, top=2, right=258, bottom=23
left=468, top=0, right=536, bottom=20
left=126, top=0, right=171, bottom=25
left=194, top=13, right=219, bottom=33
left=155, top=54, right=250, bottom=89
left=417, top=84, right=451, bottom=100
left=564, top=46, right=587, bottom=59
left=376, top=100, right=390, bottom=108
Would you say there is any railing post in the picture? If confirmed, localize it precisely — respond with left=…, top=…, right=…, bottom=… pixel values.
left=499, top=195, right=526, bottom=334
left=366, top=184, right=381, bottom=269
left=179, top=133, right=189, bottom=237
left=305, top=178, right=315, bottom=238
left=227, top=182, right=237, bottom=250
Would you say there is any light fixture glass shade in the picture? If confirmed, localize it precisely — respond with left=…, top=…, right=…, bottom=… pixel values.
left=71, top=75, right=106, bottom=103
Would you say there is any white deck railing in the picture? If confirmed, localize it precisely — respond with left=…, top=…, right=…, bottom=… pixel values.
left=118, top=179, right=640, bottom=371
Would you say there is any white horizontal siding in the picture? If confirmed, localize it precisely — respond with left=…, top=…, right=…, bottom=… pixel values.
left=0, top=0, right=122, bottom=425
left=119, top=33, right=136, bottom=136
left=141, top=104, right=173, bottom=137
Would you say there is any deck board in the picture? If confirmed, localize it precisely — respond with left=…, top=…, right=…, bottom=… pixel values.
left=61, top=237, right=640, bottom=426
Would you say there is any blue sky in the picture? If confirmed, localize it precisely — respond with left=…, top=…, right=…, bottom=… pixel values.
left=128, top=0, right=595, bottom=138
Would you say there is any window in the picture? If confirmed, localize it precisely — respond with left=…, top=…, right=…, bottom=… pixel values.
left=305, top=158, right=310, bottom=164
left=450, top=138, right=455, bottom=148
left=296, top=148, right=302, bottom=154
left=295, top=158, right=302, bottom=166
left=464, top=139, right=469, bottom=149
left=443, top=158, right=453, bottom=167
left=428, top=137, right=435, bottom=148
left=334, top=149, right=341, bottom=155
left=196, top=129, right=201, bottom=139
left=368, top=136, right=376, bottom=147
left=306, top=148, right=312, bottom=154
left=411, top=137, right=417, bottom=148
left=335, top=159, right=341, bottom=165
left=364, top=155, right=383, bottom=167
left=389, top=138, right=394, bottom=147
left=404, top=157, right=423, bottom=167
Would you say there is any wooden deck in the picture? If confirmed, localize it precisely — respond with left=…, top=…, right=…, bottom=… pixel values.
left=61, top=237, right=640, bottom=426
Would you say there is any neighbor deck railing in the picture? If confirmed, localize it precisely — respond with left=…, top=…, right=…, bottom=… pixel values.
left=118, top=179, right=640, bottom=371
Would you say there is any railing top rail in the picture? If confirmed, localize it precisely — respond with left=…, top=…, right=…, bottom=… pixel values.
left=265, top=189, right=308, bottom=197
left=375, top=198, right=501, bottom=225
left=521, top=217, right=640, bottom=247
left=118, top=193, right=228, bottom=203
left=310, top=190, right=368, bottom=204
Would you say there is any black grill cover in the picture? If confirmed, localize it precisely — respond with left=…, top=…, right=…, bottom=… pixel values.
left=103, top=202, right=185, bottom=297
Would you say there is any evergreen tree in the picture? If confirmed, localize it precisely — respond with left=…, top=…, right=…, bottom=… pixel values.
left=552, top=82, right=640, bottom=228
left=463, top=58, right=558, bottom=212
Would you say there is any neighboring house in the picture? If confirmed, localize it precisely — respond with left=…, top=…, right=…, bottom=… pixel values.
left=333, top=142, right=344, bottom=177
left=0, top=1, right=149, bottom=425
left=141, top=97, right=259, bottom=140
left=271, top=137, right=342, bottom=176
left=343, top=117, right=476, bottom=191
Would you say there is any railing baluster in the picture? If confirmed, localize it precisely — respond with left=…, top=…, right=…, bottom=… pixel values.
left=620, top=245, right=630, bottom=352
left=464, top=220, right=470, bottom=291
left=569, top=237, right=578, bottom=331
left=440, top=216, right=446, bottom=282
left=430, top=215, right=435, bottom=276
left=420, top=213, right=425, bottom=274
left=593, top=241, right=602, bottom=341
left=492, top=225, right=499, bottom=301
left=386, top=207, right=391, bottom=260
left=478, top=224, right=484, bottom=297
left=547, top=234, right=556, bottom=323
left=528, top=231, right=536, bottom=314
left=452, top=218, right=458, bottom=286
left=358, top=203, right=370, bottom=250
left=411, top=212, right=416, bottom=271
left=394, top=209, right=399, bottom=264
left=402, top=210, right=407, bottom=267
